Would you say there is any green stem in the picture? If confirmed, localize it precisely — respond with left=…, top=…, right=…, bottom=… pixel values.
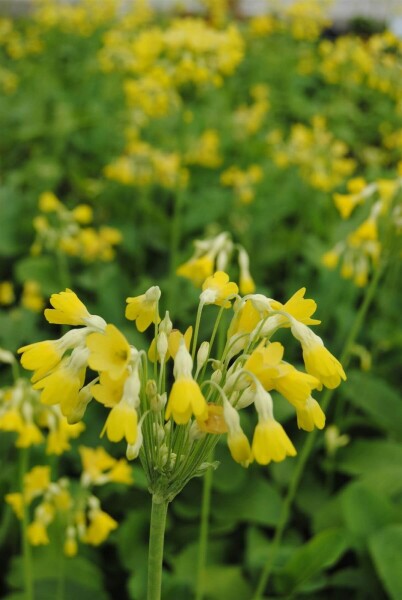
left=20, top=449, right=34, bottom=600
left=147, top=496, right=169, bottom=600
left=195, top=455, right=214, bottom=600
left=167, top=188, right=185, bottom=311
left=192, top=302, right=204, bottom=362
left=252, top=263, right=384, bottom=600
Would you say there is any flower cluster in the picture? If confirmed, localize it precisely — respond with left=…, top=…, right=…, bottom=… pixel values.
left=267, top=116, right=356, bottom=192
left=176, top=231, right=255, bottom=294
left=220, top=164, right=263, bottom=204
left=322, top=170, right=402, bottom=286
left=232, top=84, right=270, bottom=139
left=0, top=359, right=84, bottom=454
left=31, top=192, right=122, bottom=262
left=6, top=447, right=132, bottom=553
left=19, top=275, right=345, bottom=500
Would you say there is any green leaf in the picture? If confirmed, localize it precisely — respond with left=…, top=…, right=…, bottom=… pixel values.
left=337, top=440, right=402, bottom=476
left=202, top=566, right=252, bottom=600
left=341, top=482, right=395, bottom=542
left=343, top=371, right=402, bottom=436
left=15, top=256, right=63, bottom=296
left=213, top=474, right=282, bottom=527
left=277, top=528, right=350, bottom=594
left=369, top=525, right=402, bottom=600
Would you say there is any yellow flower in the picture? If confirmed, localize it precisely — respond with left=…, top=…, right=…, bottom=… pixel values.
left=108, top=459, right=134, bottom=484
left=101, top=368, right=141, bottom=445
left=273, top=364, right=320, bottom=407
left=148, top=326, right=193, bottom=363
left=291, top=321, right=346, bottom=389
left=102, top=401, right=138, bottom=445
left=91, top=371, right=128, bottom=407
left=322, top=250, right=339, bottom=269
left=80, top=446, right=116, bottom=483
left=296, top=396, right=325, bottom=431
left=223, top=401, right=253, bottom=467
left=5, top=493, right=24, bottom=519
left=38, top=191, right=61, bottom=213
left=165, top=343, right=208, bottom=424
left=270, top=287, right=321, bottom=326
left=64, top=536, right=78, bottom=557
left=166, top=379, right=208, bottom=424
left=87, top=324, right=131, bottom=380
left=24, top=466, right=51, bottom=502
left=252, top=419, right=296, bottom=465
left=333, top=193, right=359, bottom=219
left=228, top=299, right=261, bottom=338
left=27, top=521, right=49, bottom=546
left=243, top=342, right=284, bottom=389
left=18, top=340, right=64, bottom=382
left=197, top=404, right=228, bottom=434
left=200, top=271, right=238, bottom=308
left=15, top=422, right=44, bottom=448
left=33, top=352, right=87, bottom=421
left=125, top=286, right=161, bottom=332
left=0, top=409, right=24, bottom=432
left=85, top=509, right=118, bottom=545
left=44, top=289, right=91, bottom=326
left=72, top=204, right=93, bottom=224
left=0, top=281, right=14, bottom=305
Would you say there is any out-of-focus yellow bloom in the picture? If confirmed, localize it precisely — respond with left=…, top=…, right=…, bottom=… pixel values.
left=85, top=509, right=118, bottom=545
left=126, top=285, right=161, bottom=332
left=200, top=271, right=238, bottom=308
left=0, top=281, right=15, bottom=305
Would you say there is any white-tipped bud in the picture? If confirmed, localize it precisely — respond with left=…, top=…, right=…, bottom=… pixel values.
left=235, top=386, right=256, bottom=409
left=87, top=495, right=100, bottom=511
left=159, top=311, right=173, bottom=336
left=157, top=332, right=168, bottom=362
left=173, top=340, right=193, bottom=379
left=158, top=443, right=169, bottom=467
left=189, top=420, right=206, bottom=441
left=145, top=286, right=161, bottom=303
left=211, top=359, right=222, bottom=371
left=196, top=342, right=210, bottom=371
left=85, top=314, right=107, bottom=331
left=146, top=379, right=157, bottom=399
left=211, top=369, right=223, bottom=384
left=126, top=425, right=143, bottom=460
left=153, top=423, right=165, bottom=444
left=164, top=420, right=172, bottom=435
left=0, top=348, right=15, bottom=364
left=151, top=392, right=167, bottom=412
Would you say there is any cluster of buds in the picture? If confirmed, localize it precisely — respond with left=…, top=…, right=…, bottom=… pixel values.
left=6, top=447, right=132, bottom=554
left=18, top=270, right=345, bottom=501
left=0, top=353, right=84, bottom=453
left=31, top=192, right=122, bottom=262
left=322, top=171, right=402, bottom=286
left=176, top=231, right=255, bottom=294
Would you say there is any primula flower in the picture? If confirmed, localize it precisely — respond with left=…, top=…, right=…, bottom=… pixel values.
left=148, top=326, right=193, bottom=363
left=296, top=396, right=326, bottom=431
left=87, top=324, right=131, bottom=380
left=269, top=287, right=321, bottom=326
left=243, top=341, right=284, bottom=388
left=252, top=418, right=297, bottom=465
left=44, top=289, right=91, bottom=326
left=223, top=401, right=253, bottom=467
left=33, top=349, right=88, bottom=421
left=85, top=509, right=118, bottom=545
left=273, top=364, right=321, bottom=407
left=92, top=371, right=128, bottom=408
left=200, top=271, right=238, bottom=307
left=165, top=343, right=208, bottom=424
left=290, top=320, right=346, bottom=389
left=27, top=521, right=49, bottom=546
left=126, top=286, right=161, bottom=332
left=101, top=368, right=141, bottom=445
left=176, top=255, right=214, bottom=287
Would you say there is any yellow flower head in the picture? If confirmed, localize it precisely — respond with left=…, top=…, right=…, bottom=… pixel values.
left=228, top=299, right=261, bottom=339
left=177, top=255, right=215, bottom=287
left=85, top=509, right=118, bottom=546
left=101, top=369, right=141, bottom=445
left=290, top=320, right=346, bottom=389
left=243, top=341, right=284, bottom=389
left=125, top=285, right=161, bottom=332
left=72, top=204, right=93, bottom=224
left=165, top=342, right=208, bottom=424
left=38, top=191, right=61, bottom=213
left=273, top=364, right=320, bottom=407
left=5, top=493, right=24, bottom=519
left=223, top=401, right=253, bottom=467
left=33, top=349, right=88, bottom=422
left=91, top=371, right=128, bottom=408
left=18, top=340, right=64, bottom=382
left=24, top=466, right=51, bottom=502
left=200, top=271, right=238, bottom=308
left=197, top=404, right=228, bottom=434
left=79, top=446, right=116, bottom=482
left=270, top=287, right=321, bottom=326
left=27, top=521, right=49, bottom=546
left=252, top=419, right=296, bottom=465
left=15, top=422, right=44, bottom=448
left=296, top=396, right=326, bottom=431
left=87, top=324, right=131, bottom=380
left=44, top=289, right=91, bottom=326
left=333, top=193, right=359, bottom=219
